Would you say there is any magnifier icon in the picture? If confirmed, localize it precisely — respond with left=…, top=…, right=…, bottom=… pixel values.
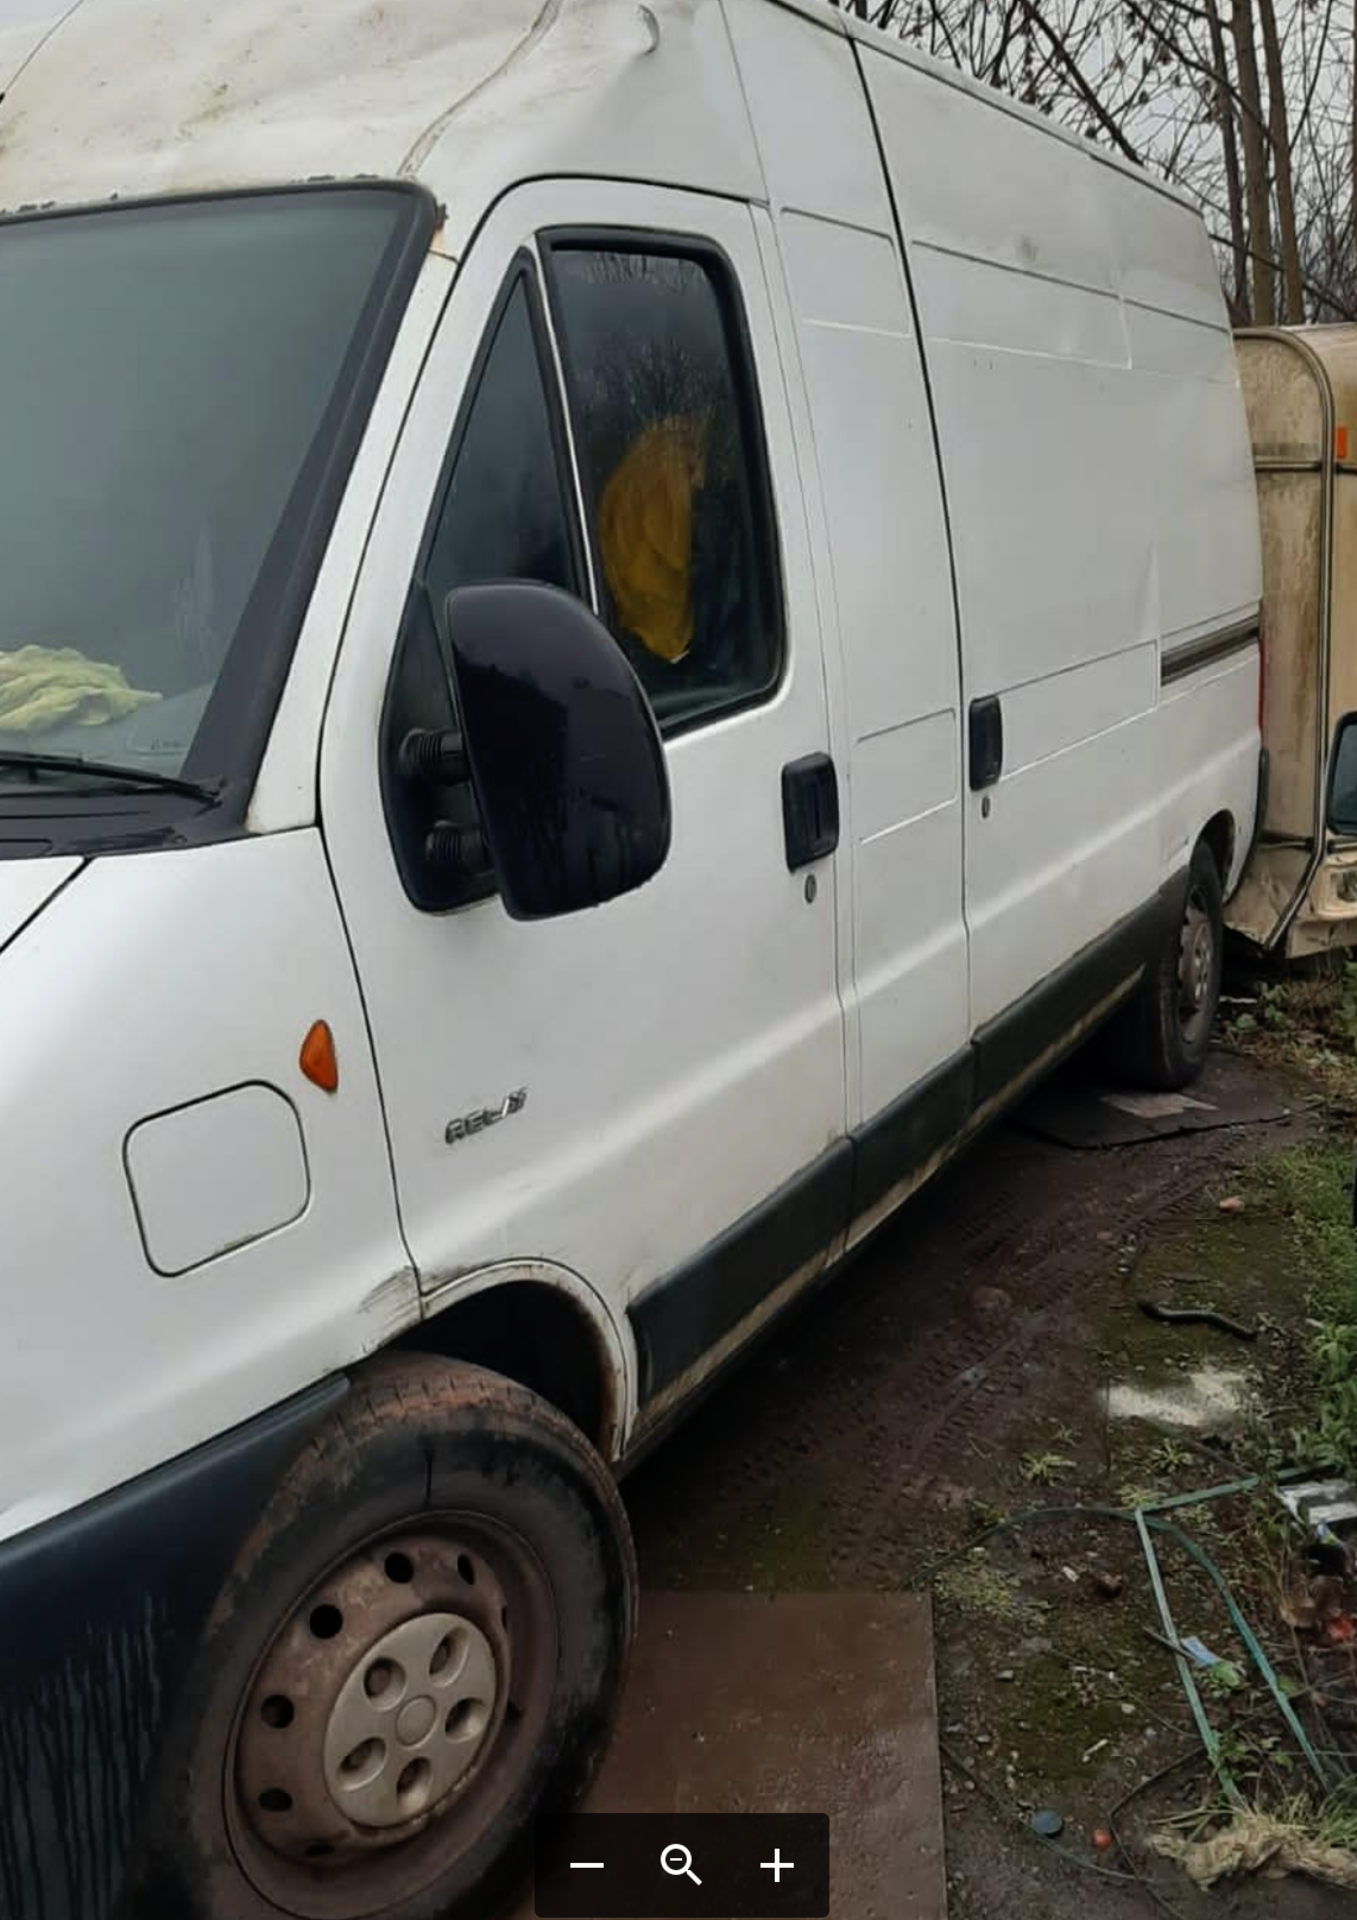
left=661, top=1842, right=702, bottom=1886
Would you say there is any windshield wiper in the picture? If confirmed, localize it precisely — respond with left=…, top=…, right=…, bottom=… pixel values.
left=0, top=750, right=217, bottom=803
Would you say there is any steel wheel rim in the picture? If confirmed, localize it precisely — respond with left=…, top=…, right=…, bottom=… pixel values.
left=226, top=1514, right=558, bottom=1919
left=1176, top=882, right=1217, bottom=1047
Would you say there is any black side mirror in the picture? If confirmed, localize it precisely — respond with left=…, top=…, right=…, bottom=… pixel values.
left=442, top=581, right=671, bottom=921
left=1329, top=714, right=1357, bottom=837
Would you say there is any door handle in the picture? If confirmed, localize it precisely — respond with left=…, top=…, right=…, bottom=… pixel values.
left=968, top=696, right=1004, bottom=791
left=782, top=753, right=839, bottom=870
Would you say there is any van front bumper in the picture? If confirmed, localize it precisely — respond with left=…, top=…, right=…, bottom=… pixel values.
left=0, top=1377, right=346, bottom=1920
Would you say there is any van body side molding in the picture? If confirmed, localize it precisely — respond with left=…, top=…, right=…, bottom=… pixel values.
left=629, top=1141, right=854, bottom=1405
left=1161, top=619, right=1260, bottom=687
left=970, top=885, right=1176, bottom=1106
left=629, top=880, right=1178, bottom=1410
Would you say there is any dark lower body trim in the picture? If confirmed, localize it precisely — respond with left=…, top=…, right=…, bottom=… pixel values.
left=849, top=1050, right=973, bottom=1226
left=631, top=1142, right=853, bottom=1404
left=630, top=881, right=1176, bottom=1410
left=972, top=890, right=1170, bottom=1104
left=0, top=1378, right=346, bottom=1920
left=1161, top=619, right=1259, bottom=686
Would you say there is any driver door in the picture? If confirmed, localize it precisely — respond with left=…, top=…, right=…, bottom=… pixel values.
left=319, top=181, right=847, bottom=1434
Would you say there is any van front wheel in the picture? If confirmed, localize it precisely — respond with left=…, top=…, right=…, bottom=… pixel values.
left=130, top=1356, right=634, bottom=1920
left=1109, top=841, right=1224, bottom=1091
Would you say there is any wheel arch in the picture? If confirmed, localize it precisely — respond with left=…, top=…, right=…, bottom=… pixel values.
left=389, top=1263, right=634, bottom=1462
left=1200, top=810, right=1238, bottom=894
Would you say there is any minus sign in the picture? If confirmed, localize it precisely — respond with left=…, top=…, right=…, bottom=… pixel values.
left=570, top=1862, right=606, bottom=1869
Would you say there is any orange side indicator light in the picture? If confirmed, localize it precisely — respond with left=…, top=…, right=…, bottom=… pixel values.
left=300, top=1020, right=339, bottom=1094
left=1337, top=425, right=1349, bottom=463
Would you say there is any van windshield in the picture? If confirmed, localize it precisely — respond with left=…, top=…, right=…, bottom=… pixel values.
left=0, top=188, right=419, bottom=800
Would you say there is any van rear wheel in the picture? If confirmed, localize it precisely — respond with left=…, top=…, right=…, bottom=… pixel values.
left=1108, top=840, right=1224, bottom=1091
left=130, top=1356, right=634, bottom=1920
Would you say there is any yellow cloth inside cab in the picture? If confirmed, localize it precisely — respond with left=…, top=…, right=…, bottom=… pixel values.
left=599, top=415, right=709, bottom=664
left=0, top=644, right=161, bottom=734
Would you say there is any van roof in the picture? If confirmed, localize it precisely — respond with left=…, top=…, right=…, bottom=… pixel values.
left=0, top=0, right=584, bottom=216
left=0, top=0, right=767, bottom=247
left=0, top=0, right=1196, bottom=242
left=827, top=1, right=1197, bottom=214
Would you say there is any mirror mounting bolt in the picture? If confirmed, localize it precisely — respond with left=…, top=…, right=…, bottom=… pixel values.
left=400, top=727, right=469, bottom=786
left=424, top=822, right=491, bottom=879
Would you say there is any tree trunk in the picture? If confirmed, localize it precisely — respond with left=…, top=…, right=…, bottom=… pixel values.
left=1257, top=0, right=1304, bottom=321
left=1231, top=0, right=1275, bottom=326
left=1208, top=0, right=1249, bottom=318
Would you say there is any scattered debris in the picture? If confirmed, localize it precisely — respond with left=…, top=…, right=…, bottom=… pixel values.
left=1141, top=1626, right=1227, bottom=1671
left=1218, top=1195, right=1246, bottom=1214
left=1153, top=1812, right=1357, bottom=1892
left=1281, top=1572, right=1351, bottom=1632
left=1180, top=1634, right=1224, bottom=1669
left=1280, top=1584, right=1320, bottom=1631
left=1279, top=1477, right=1357, bottom=1563
left=1137, top=1299, right=1259, bottom=1340
left=927, top=1450, right=1350, bottom=1896
left=1030, top=1809, right=1065, bottom=1840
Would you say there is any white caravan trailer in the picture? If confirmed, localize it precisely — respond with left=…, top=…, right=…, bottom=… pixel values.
left=1230, top=326, right=1357, bottom=957
left=0, top=1, right=1260, bottom=1916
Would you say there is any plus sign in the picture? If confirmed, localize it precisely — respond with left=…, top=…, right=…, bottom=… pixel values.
left=760, top=1847, right=794, bottom=1884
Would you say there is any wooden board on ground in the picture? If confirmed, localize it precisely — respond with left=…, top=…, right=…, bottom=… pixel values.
left=1014, top=1050, right=1293, bottom=1151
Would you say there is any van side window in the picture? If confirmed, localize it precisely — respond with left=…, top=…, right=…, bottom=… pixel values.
left=426, top=273, right=581, bottom=608
left=382, top=264, right=580, bottom=911
left=545, top=242, right=782, bottom=734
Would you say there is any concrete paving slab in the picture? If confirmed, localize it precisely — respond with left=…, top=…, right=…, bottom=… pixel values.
left=514, top=1591, right=945, bottom=1920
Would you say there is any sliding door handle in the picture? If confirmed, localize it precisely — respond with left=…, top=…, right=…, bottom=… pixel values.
left=968, top=696, right=1004, bottom=791
left=782, top=752, right=839, bottom=870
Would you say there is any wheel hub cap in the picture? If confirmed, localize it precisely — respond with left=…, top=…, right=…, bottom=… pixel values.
left=233, top=1530, right=514, bottom=1877
left=1178, top=893, right=1214, bottom=1021
left=322, top=1612, right=498, bottom=1828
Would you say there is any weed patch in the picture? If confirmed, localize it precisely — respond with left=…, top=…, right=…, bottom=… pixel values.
left=1239, top=1140, right=1357, bottom=1472
left=1227, top=959, right=1357, bottom=1113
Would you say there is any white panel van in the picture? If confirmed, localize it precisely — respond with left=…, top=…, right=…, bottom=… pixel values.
left=0, top=1, right=1260, bottom=1915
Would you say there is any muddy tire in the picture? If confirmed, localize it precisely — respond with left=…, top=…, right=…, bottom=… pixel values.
left=1107, top=839, right=1224, bottom=1091
left=127, top=1355, right=634, bottom=1920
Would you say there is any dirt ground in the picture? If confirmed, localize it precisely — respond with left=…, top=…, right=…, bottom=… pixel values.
left=621, top=1045, right=1355, bottom=1919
